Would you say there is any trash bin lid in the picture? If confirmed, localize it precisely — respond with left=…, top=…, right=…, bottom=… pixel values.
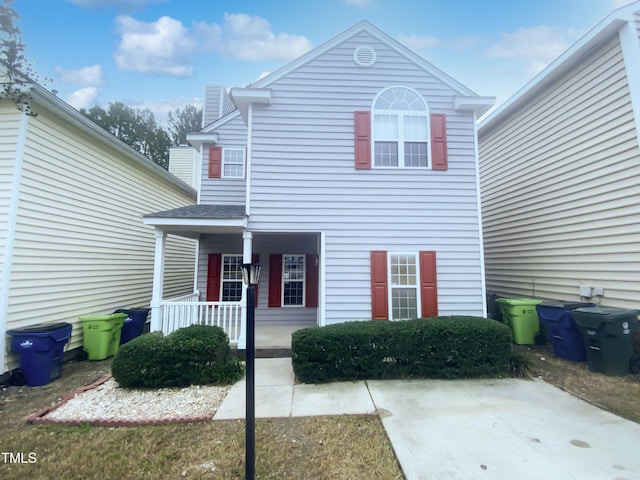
left=539, top=301, right=595, bottom=310
left=114, top=307, right=150, bottom=314
left=573, top=307, right=639, bottom=317
left=496, top=298, right=543, bottom=306
left=79, top=313, right=128, bottom=322
left=7, top=322, right=72, bottom=334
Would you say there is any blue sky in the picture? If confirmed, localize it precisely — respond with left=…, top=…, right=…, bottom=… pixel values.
left=11, top=0, right=633, bottom=122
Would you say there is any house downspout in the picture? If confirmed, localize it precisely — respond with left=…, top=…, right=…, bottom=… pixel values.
left=0, top=108, right=29, bottom=371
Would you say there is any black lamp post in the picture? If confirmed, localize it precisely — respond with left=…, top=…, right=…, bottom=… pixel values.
left=241, top=262, right=261, bottom=480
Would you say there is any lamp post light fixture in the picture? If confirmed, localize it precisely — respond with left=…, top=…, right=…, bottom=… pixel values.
left=241, top=262, right=261, bottom=480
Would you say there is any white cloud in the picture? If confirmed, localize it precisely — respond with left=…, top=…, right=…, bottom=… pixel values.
left=65, top=87, right=100, bottom=110
left=114, top=15, right=196, bottom=76
left=54, top=65, right=105, bottom=86
left=125, top=96, right=204, bottom=126
left=485, top=26, right=577, bottom=76
left=610, top=0, right=634, bottom=8
left=397, top=34, right=443, bottom=50
left=194, top=13, right=312, bottom=62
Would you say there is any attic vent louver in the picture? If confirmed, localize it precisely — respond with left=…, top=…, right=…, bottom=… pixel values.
left=353, top=46, right=376, bottom=67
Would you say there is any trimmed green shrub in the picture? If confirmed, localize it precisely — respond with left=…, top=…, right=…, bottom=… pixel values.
left=292, top=316, right=512, bottom=383
left=112, top=325, right=244, bottom=389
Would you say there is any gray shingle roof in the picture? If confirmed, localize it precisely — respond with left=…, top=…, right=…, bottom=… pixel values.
left=144, top=204, right=246, bottom=219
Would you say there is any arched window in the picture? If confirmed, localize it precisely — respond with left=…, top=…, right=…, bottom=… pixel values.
left=372, top=86, right=429, bottom=168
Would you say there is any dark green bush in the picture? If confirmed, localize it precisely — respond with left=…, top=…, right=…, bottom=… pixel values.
left=112, top=325, right=244, bottom=389
left=292, top=316, right=512, bottom=383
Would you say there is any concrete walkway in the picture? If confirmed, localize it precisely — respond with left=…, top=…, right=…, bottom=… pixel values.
left=213, top=358, right=640, bottom=480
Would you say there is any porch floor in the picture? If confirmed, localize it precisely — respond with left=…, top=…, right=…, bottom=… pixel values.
left=255, top=325, right=312, bottom=348
left=247, top=325, right=313, bottom=358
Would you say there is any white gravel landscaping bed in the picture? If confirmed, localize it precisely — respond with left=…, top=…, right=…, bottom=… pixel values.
left=44, top=377, right=231, bottom=422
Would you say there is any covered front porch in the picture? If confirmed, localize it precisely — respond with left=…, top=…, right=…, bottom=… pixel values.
left=143, top=205, right=322, bottom=349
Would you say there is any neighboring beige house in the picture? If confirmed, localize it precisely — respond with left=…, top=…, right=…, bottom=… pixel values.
left=478, top=2, right=640, bottom=309
left=0, top=79, right=197, bottom=376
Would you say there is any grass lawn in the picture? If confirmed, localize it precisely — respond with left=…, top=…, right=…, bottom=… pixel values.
left=0, top=358, right=403, bottom=480
left=0, top=416, right=403, bottom=480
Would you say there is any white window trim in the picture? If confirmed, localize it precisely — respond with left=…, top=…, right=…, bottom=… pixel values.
left=222, top=148, right=245, bottom=178
left=371, top=86, right=431, bottom=169
left=282, top=254, right=306, bottom=307
left=220, top=253, right=243, bottom=302
left=387, top=252, right=422, bottom=321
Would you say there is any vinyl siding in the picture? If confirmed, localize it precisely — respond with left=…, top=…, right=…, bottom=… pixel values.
left=169, top=146, right=199, bottom=190
left=203, top=85, right=236, bottom=127
left=3, top=103, right=196, bottom=373
left=200, top=113, right=247, bottom=205
left=479, top=34, right=640, bottom=308
left=203, top=85, right=223, bottom=127
left=247, top=31, right=485, bottom=324
left=0, top=104, right=22, bottom=291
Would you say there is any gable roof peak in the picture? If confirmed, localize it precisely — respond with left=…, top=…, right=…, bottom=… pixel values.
left=249, top=20, right=478, bottom=97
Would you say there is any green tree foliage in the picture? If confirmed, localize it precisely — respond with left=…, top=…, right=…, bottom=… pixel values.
left=166, top=104, right=203, bottom=146
left=0, top=0, right=52, bottom=115
left=80, top=102, right=172, bottom=169
left=80, top=102, right=203, bottom=169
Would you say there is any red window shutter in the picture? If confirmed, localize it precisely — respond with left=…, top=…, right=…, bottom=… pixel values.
left=268, top=254, right=282, bottom=308
left=354, top=111, right=371, bottom=170
left=206, top=253, right=222, bottom=302
left=430, top=113, right=448, bottom=171
left=305, top=254, right=319, bottom=308
left=419, top=251, right=438, bottom=317
left=370, top=250, right=388, bottom=320
left=208, top=146, right=222, bottom=178
left=252, top=253, right=260, bottom=307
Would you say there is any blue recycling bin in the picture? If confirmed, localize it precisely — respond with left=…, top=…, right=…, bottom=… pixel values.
left=114, top=308, right=150, bottom=344
left=536, top=301, right=595, bottom=362
left=6, top=322, right=73, bottom=386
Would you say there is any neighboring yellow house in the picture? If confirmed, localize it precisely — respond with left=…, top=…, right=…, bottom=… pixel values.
left=0, top=81, right=197, bottom=377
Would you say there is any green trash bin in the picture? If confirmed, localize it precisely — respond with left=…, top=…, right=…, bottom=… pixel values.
left=78, top=313, right=127, bottom=360
left=496, top=298, right=543, bottom=345
left=572, top=307, right=639, bottom=376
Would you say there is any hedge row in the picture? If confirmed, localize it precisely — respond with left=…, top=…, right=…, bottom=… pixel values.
left=291, top=317, right=512, bottom=384
left=111, top=325, right=244, bottom=388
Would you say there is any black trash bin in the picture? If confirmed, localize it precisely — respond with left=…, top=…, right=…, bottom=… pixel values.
left=536, top=301, right=595, bottom=362
left=572, top=307, right=639, bottom=376
left=6, top=322, right=73, bottom=386
left=114, top=308, right=151, bottom=344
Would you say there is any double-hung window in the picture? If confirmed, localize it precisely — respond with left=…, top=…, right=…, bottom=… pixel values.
left=222, top=148, right=245, bottom=178
left=282, top=255, right=305, bottom=306
left=373, top=86, right=429, bottom=168
left=221, top=254, right=243, bottom=301
left=389, top=253, right=420, bottom=320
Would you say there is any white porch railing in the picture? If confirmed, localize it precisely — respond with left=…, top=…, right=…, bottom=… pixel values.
left=160, top=293, right=243, bottom=345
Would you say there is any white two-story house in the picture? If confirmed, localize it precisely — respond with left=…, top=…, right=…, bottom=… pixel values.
left=144, top=21, right=494, bottom=347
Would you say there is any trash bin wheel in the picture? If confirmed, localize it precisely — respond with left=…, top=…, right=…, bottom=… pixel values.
left=77, top=349, right=89, bottom=361
left=630, top=355, right=640, bottom=375
left=10, top=369, right=27, bottom=386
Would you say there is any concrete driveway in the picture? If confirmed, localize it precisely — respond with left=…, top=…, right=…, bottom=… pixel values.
left=214, top=359, right=640, bottom=480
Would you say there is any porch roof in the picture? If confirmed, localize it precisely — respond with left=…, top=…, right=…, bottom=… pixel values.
left=143, top=204, right=247, bottom=237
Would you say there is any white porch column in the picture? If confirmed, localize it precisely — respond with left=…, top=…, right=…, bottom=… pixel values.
left=238, top=231, right=253, bottom=349
left=150, top=229, right=167, bottom=332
